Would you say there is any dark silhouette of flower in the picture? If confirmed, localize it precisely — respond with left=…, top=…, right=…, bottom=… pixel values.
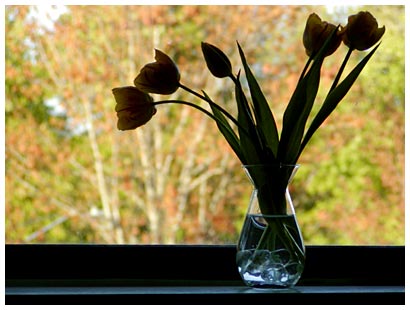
left=201, top=42, right=232, bottom=78
left=134, top=49, right=180, bottom=95
left=342, top=11, right=385, bottom=51
left=303, top=13, right=342, bottom=57
left=112, top=86, right=156, bottom=130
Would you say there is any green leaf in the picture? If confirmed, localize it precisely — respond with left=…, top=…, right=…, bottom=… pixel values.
left=278, top=58, right=323, bottom=164
left=236, top=42, right=279, bottom=158
left=202, top=90, right=245, bottom=162
left=277, top=78, right=307, bottom=164
left=299, top=43, right=381, bottom=156
left=234, top=73, right=262, bottom=164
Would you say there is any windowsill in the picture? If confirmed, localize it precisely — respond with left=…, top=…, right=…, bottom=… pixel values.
left=5, top=244, right=405, bottom=305
left=6, top=285, right=404, bottom=305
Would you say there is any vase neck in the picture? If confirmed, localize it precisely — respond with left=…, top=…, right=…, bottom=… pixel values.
left=243, top=164, right=299, bottom=188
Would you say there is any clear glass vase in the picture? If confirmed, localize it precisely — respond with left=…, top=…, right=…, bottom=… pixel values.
left=236, top=164, right=305, bottom=288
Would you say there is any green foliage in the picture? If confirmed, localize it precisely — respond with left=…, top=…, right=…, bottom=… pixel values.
left=237, top=43, right=279, bottom=159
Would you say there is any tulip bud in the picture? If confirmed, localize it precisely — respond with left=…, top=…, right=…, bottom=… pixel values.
left=201, top=42, right=232, bottom=78
left=342, top=11, right=385, bottom=51
left=134, top=49, right=180, bottom=95
left=303, top=13, right=342, bottom=57
left=112, top=86, right=156, bottom=130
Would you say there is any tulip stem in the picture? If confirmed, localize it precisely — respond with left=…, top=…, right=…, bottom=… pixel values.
left=329, top=48, right=353, bottom=92
left=178, top=83, right=242, bottom=129
left=154, top=99, right=247, bottom=137
left=298, top=57, right=313, bottom=83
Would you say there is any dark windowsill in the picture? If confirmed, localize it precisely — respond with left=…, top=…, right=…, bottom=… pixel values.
left=5, top=244, right=405, bottom=305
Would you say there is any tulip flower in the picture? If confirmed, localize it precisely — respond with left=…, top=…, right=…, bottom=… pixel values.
left=112, top=86, right=156, bottom=130
left=201, top=42, right=233, bottom=78
left=303, top=13, right=342, bottom=57
left=134, top=49, right=180, bottom=95
left=342, top=11, right=385, bottom=51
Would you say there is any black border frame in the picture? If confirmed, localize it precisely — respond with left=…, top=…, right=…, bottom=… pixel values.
left=5, top=244, right=405, bottom=304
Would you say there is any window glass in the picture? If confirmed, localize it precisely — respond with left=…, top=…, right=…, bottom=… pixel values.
left=5, top=5, right=404, bottom=244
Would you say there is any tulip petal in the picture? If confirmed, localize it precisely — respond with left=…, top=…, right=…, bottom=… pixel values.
left=201, top=42, right=233, bottom=78
left=155, top=49, right=174, bottom=65
left=112, top=86, right=156, bottom=130
left=342, top=11, right=385, bottom=50
left=112, top=86, right=152, bottom=111
left=133, top=50, right=180, bottom=95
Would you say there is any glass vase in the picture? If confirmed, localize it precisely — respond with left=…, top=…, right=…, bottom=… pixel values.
left=236, top=164, right=305, bottom=288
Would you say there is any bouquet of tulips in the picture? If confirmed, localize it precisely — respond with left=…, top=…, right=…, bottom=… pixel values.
left=113, top=11, right=385, bottom=217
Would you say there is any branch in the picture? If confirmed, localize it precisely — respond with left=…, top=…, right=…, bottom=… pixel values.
left=82, top=95, right=123, bottom=243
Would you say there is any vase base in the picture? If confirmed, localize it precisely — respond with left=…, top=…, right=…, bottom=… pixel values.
left=237, top=249, right=303, bottom=288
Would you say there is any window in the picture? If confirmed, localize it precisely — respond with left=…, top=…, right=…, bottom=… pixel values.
left=5, top=5, right=404, bottom=245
